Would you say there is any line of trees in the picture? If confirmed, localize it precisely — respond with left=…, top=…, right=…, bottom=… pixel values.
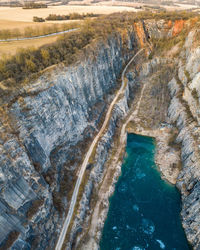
left=22, top=2, right=47, bottom=9
left=0, top=14, right=123, bottom=86
left=45, top=12, right=100, bottom=21
left=0, top=28, right=94, bottom=85
left=0, top=22, right=78, bottom=40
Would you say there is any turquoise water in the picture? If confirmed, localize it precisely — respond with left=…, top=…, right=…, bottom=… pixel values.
left=100, top=133, right=190, bottom=250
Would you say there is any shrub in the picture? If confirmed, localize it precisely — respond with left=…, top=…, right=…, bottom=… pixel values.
left=33, top=16, right=45, bottom=23
left=26, top=199, right=44, bottom=219
left=184, top=69, right=192, bottom=82
left=52, top=192, right=63, bottom=214
left=0, top=231, right=20, bottom=249
left=192, top=88, right=199, bottom=100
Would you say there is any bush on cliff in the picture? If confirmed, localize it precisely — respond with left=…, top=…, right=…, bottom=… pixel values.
left=151, top=27, right=189, bottom=55
left=0, top=231, right=20, bottom=249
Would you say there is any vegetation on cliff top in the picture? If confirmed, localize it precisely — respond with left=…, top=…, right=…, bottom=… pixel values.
left=0, top=11, right=198, bottom=88
left=151, top=28, right=187, bottom=56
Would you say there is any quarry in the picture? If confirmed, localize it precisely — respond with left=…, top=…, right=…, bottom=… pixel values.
left=0, top=11, right=200, bottom=250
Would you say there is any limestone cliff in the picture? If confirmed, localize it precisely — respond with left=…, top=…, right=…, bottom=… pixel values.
left=168, top=30, right=200, bottom=248
left=0, top=27, right=141, bottom=249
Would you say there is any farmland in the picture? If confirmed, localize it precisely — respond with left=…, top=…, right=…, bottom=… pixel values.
left=0, top=5, right=137, bottom=58
left=0, top=5, right=136, bottom=22
left=0, top=35, right=59, bottom=58
left=0, top=2, right=198, bottom=58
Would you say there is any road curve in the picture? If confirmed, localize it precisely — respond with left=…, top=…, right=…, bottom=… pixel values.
left=55, top=48, right=144, bottom=250
left=0, top=28, right=78, bottom=42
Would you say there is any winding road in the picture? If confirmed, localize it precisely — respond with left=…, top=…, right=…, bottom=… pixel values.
left=55, top=48, right=144, bottom=250
left=0, top=28, right=78, bottom=42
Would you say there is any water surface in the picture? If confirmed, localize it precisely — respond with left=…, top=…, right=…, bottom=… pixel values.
left=100, top=133, right=189, bottom=250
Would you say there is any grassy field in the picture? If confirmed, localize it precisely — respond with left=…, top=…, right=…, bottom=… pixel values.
left=0, top=5, right=136, bottom=22
left=0, top=20, right=50, bottom=30
left=0, top=19, right=79, bottom=30
left=0, top=19, right=78, bottom=33
left=0, top=3, right=196, bottom=58
left=0, top=20, right=79, bottom=57
left=0, top=35, right=60, bottom=58
left=0, top=5, right=136, bottom=58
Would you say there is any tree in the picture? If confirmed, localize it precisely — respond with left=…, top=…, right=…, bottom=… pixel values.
left=33, top=16, right=45, bottom=23
left=25, top=58, right=36, bottom=72
left=41, top=49, right=50, bottom=66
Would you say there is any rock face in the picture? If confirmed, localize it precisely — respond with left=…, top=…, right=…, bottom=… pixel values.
left=0, top=29, right=140, bottom=249
left=66, top=61, right=141, bottom=250
left=167, top=30, right=200, bottom=249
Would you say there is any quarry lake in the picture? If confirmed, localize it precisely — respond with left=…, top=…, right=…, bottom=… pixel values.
left=100, top=133, right=190, bottom=250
